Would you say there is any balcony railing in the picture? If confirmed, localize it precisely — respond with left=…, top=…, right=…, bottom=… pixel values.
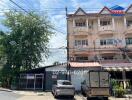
left=73, top=26, right=92, bottom=35
left=99, top=25, right=114, bottom=31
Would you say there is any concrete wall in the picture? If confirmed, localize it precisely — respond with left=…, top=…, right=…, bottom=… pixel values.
left=45, top=71, right=67, bottom=91
left=45, top=65, right=67, bottom=91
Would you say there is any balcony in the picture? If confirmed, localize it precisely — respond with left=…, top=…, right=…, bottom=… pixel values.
left=73, top=46, right=90, bottom=54
left=73, top=27, right=92, bottom=35
left=98, top=25, right=115, bottom=35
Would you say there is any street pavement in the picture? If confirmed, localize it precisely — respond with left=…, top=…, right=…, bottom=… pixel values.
left=0, top=89, right=131, bottom=100
left=0, top=91, right=22, bottom=100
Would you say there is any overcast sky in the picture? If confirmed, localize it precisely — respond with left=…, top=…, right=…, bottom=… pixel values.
left=0, top=0, right=132, bottom=66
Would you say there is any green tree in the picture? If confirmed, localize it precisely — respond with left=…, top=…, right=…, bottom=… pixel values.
left=0, top=31, right=6, bottom=68
left=0, top=11, right=53, bottom=87
left=3, top=11, right=53, bottom=70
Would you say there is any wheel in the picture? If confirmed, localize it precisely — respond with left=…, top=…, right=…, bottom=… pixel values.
left=103, top=97, right=108, bottom=100
left=81, top=87, right=86, bottom=96
left=87, top=97, right=91, bottom=100
left=70, top=96, right=74, bottom=99
left=54, top=91, right=58, bottom=98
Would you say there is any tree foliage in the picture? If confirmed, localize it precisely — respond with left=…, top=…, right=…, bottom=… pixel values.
left=3, top=11, right=53, bottom=70
left=0, top=11, right=53, bottom=87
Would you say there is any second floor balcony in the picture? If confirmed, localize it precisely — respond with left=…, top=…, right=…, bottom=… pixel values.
left=73, top=26, right=93, bottom=35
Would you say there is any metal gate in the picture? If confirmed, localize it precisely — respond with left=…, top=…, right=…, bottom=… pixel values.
left=19, top=74, right=44, bottom=90
left=35, top=74, right=44, bottom=90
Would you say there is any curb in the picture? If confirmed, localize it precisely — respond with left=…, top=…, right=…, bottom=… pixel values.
left=0, top=88, right=12, bottom=92
left=13, top=91, right=45, bottom=96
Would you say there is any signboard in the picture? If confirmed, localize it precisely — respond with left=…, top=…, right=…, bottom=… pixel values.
left=110, top=5, right=125, bottom=16
left=52, top=75, right=57, bottom=79
left=27, top=74, right=35, bottom=79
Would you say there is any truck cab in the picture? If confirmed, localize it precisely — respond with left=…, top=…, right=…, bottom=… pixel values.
left=81, top=71, right=110, bottom=100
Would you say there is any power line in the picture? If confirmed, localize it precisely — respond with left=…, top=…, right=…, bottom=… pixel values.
left=9, top=0, right=29, bottom=13
left=9, top=0, right=66, bottom=35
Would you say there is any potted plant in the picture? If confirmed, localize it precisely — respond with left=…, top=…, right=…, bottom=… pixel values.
left=111, top=79, right=125, bottom=97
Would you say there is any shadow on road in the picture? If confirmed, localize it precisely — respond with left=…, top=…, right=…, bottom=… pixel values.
left=55, top=96, right=76, bottom=100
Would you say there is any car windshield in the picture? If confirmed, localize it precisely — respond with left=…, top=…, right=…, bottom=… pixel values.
left=62, top=81, right=72, bottom=85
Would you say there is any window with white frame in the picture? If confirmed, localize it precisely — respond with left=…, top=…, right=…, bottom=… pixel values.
left=100, top=20, right=111, bottom=26
left=75, top=19, right=86, bottom=27
left=75, top=40, right=88, bottom=47
left=100, top=39, right=114, bottom=45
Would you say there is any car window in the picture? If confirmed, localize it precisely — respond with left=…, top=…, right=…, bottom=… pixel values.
left=62, top=81, right=71, bottom=85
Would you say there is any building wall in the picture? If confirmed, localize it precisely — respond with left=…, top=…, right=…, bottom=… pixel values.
left=45, top=71, right=67, bottom=91
left=67, top=9, right=132, bottom=62
left=45, top=65, right=67, bottom=91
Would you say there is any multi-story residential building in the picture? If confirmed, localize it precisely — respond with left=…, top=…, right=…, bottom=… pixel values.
left=67, top=5, right=132, bottom=91
left=67, top=5, right=132, bottom=63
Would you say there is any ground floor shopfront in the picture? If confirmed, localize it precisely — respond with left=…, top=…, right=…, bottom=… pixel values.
left=19, top=64, right=67, bottom=91
left=69, top=62, right=132, bottom=91
left=18, top=62, right=132, bottom=92
left=102, top=63, right=132, bottom=93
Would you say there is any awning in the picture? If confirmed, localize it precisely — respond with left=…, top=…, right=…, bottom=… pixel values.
left=102, top=63, right=132, bottom=71
left=69, top=62, right=101, bottom=68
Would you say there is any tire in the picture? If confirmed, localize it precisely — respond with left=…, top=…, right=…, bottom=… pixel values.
left=87, top=97, right=91, bottom=100
left=54, top=91, right=58, bottom=98
left=103, top=97, right=108, bottom=100
left=81, top=87, right=86, bottom=96
left=70, top=96, right=74, bottom=99
left=54, top=94, right=58, bottom=98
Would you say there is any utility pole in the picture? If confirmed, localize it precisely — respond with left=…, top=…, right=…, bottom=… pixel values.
left=65, top=7, right=70, bottom=80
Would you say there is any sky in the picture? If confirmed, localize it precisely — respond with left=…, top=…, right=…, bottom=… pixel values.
left=0, top=0, right=132, bottom=66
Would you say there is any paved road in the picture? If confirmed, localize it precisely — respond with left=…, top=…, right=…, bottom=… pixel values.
left=0, top=91, right=22, bottom=100
left=0, top=90, right=129, bottom=100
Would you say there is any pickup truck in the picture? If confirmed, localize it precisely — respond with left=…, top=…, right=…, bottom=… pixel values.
left=81, top=71, right=110, bottom=100
left=52, top=80, right=75, bottom=98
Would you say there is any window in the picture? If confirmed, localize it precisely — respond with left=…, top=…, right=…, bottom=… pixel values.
left=76, top=22, right=86, bottom=27
left=100, top=40, right=106, bottom=45
left=127, top=20, right=132, bottom=27
left=100, top=39, right=114, bottom=45
left=62, top=81, right=71, bottom=85
left=102, top=56, right=114, bottom=60
left=126, top=38, right=132, bottom=45
left=76, top=56, right=88, bottom=61
left=75, top=19, right=86, bottom=27
left=75, top=40, right=88, bottom=46
left=100, top=20, right=111, bottom=26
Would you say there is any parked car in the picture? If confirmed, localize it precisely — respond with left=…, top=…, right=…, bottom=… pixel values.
left=52, top=80, right=75, bottom=98
left=81, top=71, right=110, bottom=100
